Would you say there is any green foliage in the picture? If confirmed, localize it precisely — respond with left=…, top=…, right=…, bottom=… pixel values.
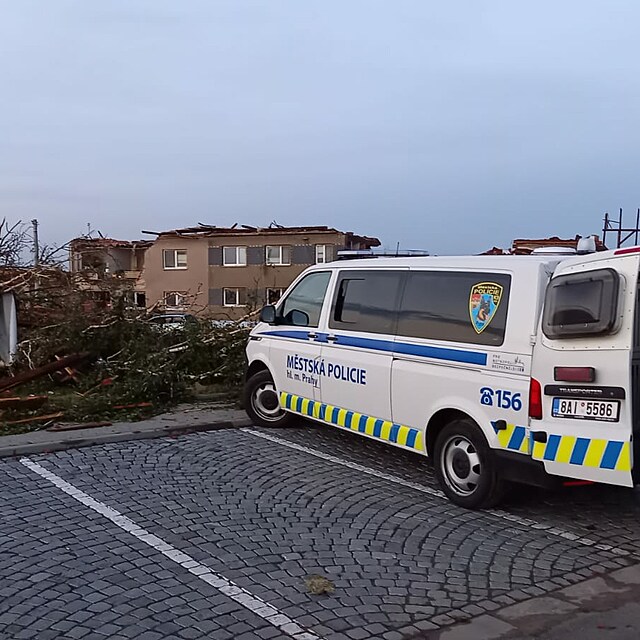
left=13, top=305, right=250, bottom=427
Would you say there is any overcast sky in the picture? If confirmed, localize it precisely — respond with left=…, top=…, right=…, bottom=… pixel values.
left=1, top=1, right=639, bottom=254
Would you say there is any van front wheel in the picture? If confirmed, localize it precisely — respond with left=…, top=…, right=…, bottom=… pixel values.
left=434, top=419, right=505, bottom=509
left=244, top=370, right=294, bottom=428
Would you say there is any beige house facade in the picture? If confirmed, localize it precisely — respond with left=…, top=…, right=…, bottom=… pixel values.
left=141, top=224, right=380, bottom=319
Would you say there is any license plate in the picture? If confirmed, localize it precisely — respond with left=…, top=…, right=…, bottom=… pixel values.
left=552, top=398, right=620, bottom=422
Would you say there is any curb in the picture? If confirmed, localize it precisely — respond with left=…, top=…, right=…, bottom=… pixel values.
left=0, top=415, right=252, bottom=458
left=432, top=561, right=640, bottom=640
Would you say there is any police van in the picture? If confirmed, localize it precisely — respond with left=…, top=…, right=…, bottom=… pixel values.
left=244, top=245, right=640, bottom=508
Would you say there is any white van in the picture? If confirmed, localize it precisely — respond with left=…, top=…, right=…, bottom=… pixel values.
left=244, top=247, right=640, bottom=508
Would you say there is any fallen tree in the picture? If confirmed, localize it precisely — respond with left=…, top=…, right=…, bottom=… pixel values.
left=1, top=275, right=251, bottom=431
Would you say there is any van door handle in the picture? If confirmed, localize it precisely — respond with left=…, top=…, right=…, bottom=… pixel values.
left=307, top=332, right=318, bottom=340
left=531, top=431, right=548, bottom=443
left=327, top=335, right=338, bottom=342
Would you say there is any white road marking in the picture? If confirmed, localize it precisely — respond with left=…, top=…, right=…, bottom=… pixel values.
left=19, top=458, right=321, bottom=640
left=243, top=428, right=629, bottom=557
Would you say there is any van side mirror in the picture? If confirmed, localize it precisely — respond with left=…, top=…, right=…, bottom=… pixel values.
left=259, top=305, right=277, bottom=324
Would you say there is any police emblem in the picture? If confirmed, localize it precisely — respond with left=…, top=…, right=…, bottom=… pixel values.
left=469, top=282, right=503, bottom=334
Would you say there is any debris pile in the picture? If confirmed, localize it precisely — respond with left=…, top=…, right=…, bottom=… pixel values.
left=1, top=283, right=250, bottom=435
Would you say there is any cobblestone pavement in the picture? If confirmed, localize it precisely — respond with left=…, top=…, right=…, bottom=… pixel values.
left=1, top=421, right=639, bottom=640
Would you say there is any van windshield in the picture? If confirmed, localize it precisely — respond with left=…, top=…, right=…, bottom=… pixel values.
left=279, top=271, right=331, bottom=327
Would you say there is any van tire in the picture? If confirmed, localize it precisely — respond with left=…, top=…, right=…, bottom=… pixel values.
left=434, top=418, right=505, bottom=509
left=244, top=370, right=294, bottom=428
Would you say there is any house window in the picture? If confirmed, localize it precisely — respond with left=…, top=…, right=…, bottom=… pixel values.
left=163, top=249, right=187, bottom=270
left=164, top=291, right=188, bottom=309
left=265, top=245, right=291, bottom=266
left=315, top=245, right=329, bottom=264
left=266, top=288, right=285, bottom=305
left=223, top=246, right=247, bottom=266
left=223, top=288, right=246, bottom=307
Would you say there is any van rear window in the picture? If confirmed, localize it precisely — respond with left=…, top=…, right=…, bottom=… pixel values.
left=397, top=271, right=511, bottom=346
left=542, top=268, right=619, bottom=339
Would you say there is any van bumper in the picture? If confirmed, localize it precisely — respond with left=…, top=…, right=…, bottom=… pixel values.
left=494, top=450, right=562, bottom=490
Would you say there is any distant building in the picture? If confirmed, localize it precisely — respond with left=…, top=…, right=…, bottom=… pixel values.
left=68, top=225, right=380, bottom=318
left=139, top=224, right=380, bottom=318
left=482, top=234, right=607, bottom=256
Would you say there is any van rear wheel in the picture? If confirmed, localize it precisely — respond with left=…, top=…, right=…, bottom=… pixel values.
left=244, top=370, right=294, bottom=428
left=434, top=418, right=505, bottom=509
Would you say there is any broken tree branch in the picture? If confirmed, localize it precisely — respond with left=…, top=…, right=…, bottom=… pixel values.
left=0, top=352, right=90, bottom=392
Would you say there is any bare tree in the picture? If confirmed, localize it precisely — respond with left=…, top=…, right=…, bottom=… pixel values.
left=0, top=219, right=29, bottom=267
left=38, top=241, right=69, bottom=268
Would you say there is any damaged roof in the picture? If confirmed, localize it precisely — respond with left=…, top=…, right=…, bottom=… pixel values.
left=511, top=235, right=606, bottom=254
left=142, top=223, right=381, bottom=247
left=69, top=237, right=153, bottom=249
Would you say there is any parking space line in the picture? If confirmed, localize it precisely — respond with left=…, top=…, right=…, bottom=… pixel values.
left=243, top=428, right=629, bottom=557
left=19, top=458, right=321, bottom=640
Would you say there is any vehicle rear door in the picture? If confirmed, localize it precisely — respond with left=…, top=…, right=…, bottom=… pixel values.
left=530, top=253, right=640, bottom=487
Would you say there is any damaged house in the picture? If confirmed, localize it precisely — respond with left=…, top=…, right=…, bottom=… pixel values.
left=140, top=224, right=380, bottom=318
left=69, top=224, right=380, bottom=319
left=68, top=237, right=152, bottom=310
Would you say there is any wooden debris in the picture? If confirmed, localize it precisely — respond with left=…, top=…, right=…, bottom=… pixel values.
left=76, top=376, right=116, bottom=398
left=0, top=353, right=90, bottom=393
left=47, top=421, right=112, bottom=432
left=0, top=396, right=48, bottom=410
left=4, top=411, right=64, bottom=426
left=54, top=354, right=81, bottom=384
left=112, top=402, right=153, bottom=410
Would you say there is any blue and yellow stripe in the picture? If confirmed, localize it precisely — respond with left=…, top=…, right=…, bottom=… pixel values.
left=531, top=434, right=631, bottom=472
left=491, top=422, right=630, bottom=471
left=280, top=392, right=425, bottom=453
left=492, top=422, right=530, bottom=454
left=281, top=392, right=632, bottom=473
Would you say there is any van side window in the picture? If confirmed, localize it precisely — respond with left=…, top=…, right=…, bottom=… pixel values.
left=542, top=268, right=619, bottom=339
left=330, top=270, right=403, bottom=334
left=279, top=271, right=331, bottom=327
left=398, top=271, right=511, bottom=346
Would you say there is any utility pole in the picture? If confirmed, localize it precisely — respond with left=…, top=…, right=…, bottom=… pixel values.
left=31, top=219, right=39, bottom=266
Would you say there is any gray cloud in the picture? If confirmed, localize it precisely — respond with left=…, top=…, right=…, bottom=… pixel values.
left=1, top=0, right=639, bottom=253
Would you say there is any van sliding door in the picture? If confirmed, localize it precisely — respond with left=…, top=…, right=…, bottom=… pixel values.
left=318, top=270, right=405, bottom=427
left=391, top=270, right=518, bottom=446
